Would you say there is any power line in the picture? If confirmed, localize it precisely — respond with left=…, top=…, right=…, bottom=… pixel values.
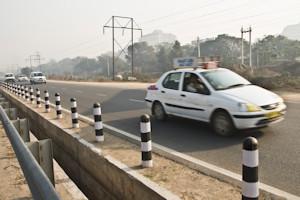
left=141, top=0, right=224, bottom=24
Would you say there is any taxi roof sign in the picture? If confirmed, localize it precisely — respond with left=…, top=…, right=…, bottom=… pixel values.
left=173, top=56, right=220, bottom=69
left=173, top=57, right=198, bottom=68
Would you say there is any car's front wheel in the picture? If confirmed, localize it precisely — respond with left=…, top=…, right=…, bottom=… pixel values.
left=211, top=110, right=235, bottom=136
left=152, top=102, right=167, bottom=121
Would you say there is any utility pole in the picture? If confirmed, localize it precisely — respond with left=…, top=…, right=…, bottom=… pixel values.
left=26, top=52, right=44, bottom=72
left=241, top=27, right=244, bottom=65
left=197, top=36, right=201, bottom=58
left=25, top=55, right=34, bottom=71
left=241, top=26, right=252, bottom=71
left=249, top=27, right=252, bottom=69
left=103, top=16, right=142, bottom=80
left=257, top=49, right=259, bottom=68
left=33, top=52, right=45, bottom=71
left=107, top=57, right=110, bottom=78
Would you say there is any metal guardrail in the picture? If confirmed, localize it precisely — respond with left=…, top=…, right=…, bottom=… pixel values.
left=0, top=105, right=60, bottom=200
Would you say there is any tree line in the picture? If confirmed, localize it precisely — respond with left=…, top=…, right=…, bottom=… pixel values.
left=21, top=34, right=300, bottom=77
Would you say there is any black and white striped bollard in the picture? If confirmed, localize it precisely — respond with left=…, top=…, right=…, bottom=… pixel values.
left=25, top=86, right=29, bottom=101
left=70, top=98, right=79, bottom=128
left=18, top=85, right=21, bottom=97
left=22, top=85, right=25, bottom=99
left=55, top=93, right=62, bottom=119
left=44, top=90, right=50, bottom=112
left=36, top=88, right=41, bottom=108
left=30, top=87, right=34, bottom=104
left=242, top=137, right=259, bottom=200
left=140, top=114, right=153, bottom=168
left=93, top=103, right=104, bottom=142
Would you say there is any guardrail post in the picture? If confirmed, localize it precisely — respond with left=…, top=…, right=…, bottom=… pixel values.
left=242, top=137, right=259, bottom=200
left=140, top=114, right=153, bottom=168
left=0, top=97, right=6, bottom=102
left=27, top=139, right=55, bottom=186
left=0, top=106, right=60, bottom=199
left=0, top=101, right=10, bottom=108
left=30, top=87, right=34, bottom=104
left=70, top=98, right=79, bottom=128
left=55, top=93, right=62, bottom=119
left=44, top=90, right=50, bottom=112
left=36, top=88, right=41, bottom=108
left=4, top=108, right=17, bottom=120
left=12, top=118, right=30, bottom=142
left=93, top=102, right=104, bottom=142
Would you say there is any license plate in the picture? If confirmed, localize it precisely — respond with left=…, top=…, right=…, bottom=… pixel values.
left=266, top=111, right=280, bottom=119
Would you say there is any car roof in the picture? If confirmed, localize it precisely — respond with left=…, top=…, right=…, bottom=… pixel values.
left=167, top=67, right=227, bottom=73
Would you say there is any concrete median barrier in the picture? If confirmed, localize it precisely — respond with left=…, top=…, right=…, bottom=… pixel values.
left=0, top=88, right=180, bottom=200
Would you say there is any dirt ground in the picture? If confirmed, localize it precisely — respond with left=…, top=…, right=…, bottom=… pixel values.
left=0, top=125, right=84, bottom=200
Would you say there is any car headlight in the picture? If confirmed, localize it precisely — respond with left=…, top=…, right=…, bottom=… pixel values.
left=238, top=103, right=261, bottom=112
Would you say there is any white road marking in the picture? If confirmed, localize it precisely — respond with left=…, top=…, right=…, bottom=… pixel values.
left=129, top=99, right=144, bottom=103
left=61, top=87, right=66, bottom=90
left=75, top=90, right=82, bottom=93
left=97, top=93, right=107, bottom=97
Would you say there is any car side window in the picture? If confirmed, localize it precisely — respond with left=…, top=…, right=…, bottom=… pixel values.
left=162, top=72, right=182, bottom=90
left=183, top=72, right=210, bottom=95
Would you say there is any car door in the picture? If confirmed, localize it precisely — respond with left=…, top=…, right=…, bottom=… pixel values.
left=160, top=72, right=183, bottom=115
left=178, top=72, right=211, bottom=121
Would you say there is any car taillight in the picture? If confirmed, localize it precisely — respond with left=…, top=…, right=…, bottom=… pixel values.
left=148, top=85, right=158, bottom=90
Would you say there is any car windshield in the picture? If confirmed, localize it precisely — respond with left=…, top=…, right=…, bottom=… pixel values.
left=5, top=74, right=13, bottom=77
left=200, top=69, right=250, bottom=90
left=34, top=73, right=44, bottom=76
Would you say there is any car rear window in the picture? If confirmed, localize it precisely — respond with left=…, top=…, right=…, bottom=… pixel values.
left=33, top=73, right=44, bottom=76
left=162, top=72, right=182, bottom=90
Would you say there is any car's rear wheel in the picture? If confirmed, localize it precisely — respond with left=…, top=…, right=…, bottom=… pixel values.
left=152, top=102, right=167, bottom=121
left=211, top=111, right=235, bottom=136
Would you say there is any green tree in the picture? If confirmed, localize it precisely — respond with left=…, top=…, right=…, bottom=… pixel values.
left=127, top=42, right=157, bottom=73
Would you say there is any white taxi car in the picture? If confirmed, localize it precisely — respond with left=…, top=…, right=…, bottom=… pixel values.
left=145, top=64, right=286, bottom=136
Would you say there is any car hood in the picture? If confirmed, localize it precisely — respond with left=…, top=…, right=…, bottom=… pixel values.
left=219, top=85, right=282, bottom=106
left=32, top=76, right=45, bottom=79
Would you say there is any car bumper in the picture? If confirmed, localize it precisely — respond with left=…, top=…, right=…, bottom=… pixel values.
left=232, top=106, right=286, bottom=129
left=32, top=79, right=46, bottom=83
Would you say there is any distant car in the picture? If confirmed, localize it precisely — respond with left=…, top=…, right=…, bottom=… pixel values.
left=30, top=72, right=46, bottom=84
left=16, top=74, right=29, bottom=82
left=4, top=73, right=15, bottom=83
left=145, top=62, right=286, bottom=136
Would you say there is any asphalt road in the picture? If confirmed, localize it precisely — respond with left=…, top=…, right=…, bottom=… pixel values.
left=31, top=81, right=300, bottom=196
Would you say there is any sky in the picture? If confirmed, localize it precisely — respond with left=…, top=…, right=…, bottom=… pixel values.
left=1, top=0, right=300, bottom=72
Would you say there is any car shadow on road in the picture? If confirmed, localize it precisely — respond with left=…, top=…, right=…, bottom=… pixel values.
left=104, top=114, right=266, bottom=152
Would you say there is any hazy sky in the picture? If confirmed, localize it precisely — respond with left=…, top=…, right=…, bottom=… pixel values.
left=1, top=0, right=300, bottom=71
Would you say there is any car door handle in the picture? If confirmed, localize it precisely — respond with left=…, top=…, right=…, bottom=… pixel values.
left=161, top=90, right=165, bottom=93
left=180, top=94, right=186, bottom=97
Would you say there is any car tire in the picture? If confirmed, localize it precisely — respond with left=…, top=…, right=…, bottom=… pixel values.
left=152, top=102, right=167, bottom=121
left=211, top=110, right=235, bottom=136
